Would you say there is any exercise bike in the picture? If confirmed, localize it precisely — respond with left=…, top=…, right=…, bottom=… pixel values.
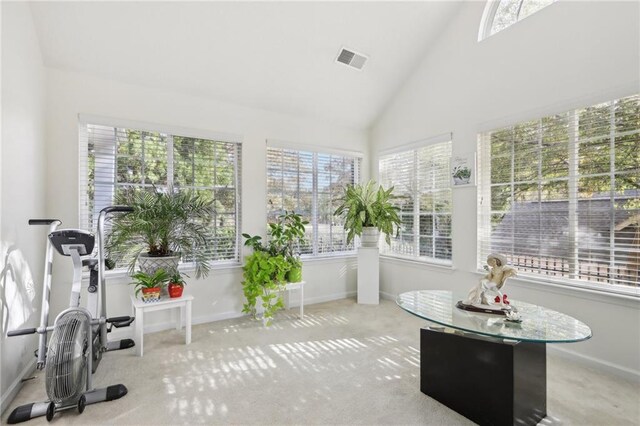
left=7, top=206, right=136, bottom=423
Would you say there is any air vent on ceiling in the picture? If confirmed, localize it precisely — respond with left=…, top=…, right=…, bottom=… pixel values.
left=336, top=47, right=368, bottom=71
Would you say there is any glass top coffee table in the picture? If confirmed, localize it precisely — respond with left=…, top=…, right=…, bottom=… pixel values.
left=397, top=290, right=591, bottom=343
left=397, top=290, right=592, bottom=426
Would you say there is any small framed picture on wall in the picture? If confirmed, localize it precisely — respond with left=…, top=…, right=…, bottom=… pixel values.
left=451, top=152, right=476, bottom=187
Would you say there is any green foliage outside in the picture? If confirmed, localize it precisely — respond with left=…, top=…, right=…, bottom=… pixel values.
left=489, top=96, right=639, bottom=219
left=87, top=128, right=239, bottom=267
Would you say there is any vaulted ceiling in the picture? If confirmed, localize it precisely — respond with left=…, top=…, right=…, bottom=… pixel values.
left=29, top=1, right=463, bottom=129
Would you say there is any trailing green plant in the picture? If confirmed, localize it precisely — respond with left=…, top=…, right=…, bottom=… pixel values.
left=106, top=186, right=216, bottom=278
left=334, top=180, right=401, bottom=245
left=241, top=211, right=308, bottom=323
left=130, top=268, right=170, bottom=297
left=241, top=251, right=291, bottom=325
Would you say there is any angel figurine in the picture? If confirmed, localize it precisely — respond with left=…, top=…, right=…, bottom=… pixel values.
left=464, top=253, right=517, bottom=308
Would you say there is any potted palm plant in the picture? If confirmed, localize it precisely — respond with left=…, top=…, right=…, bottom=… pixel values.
left=106, top=186, right=216, bottom=279
left=334, top=180, right=401, bottom=248
left=130, top=269, right=170, bottom=303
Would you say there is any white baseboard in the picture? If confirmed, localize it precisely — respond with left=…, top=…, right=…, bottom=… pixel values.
left=380, top=290, right=395, bottom=301
left=547, top=345, right=640, bottom=382
left=380, top=290, right=640, bottom=381
left=0, top=359, right=36, bottom=415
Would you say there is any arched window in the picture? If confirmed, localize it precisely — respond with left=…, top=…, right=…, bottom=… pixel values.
left=479, top=0, right=557, bottom=40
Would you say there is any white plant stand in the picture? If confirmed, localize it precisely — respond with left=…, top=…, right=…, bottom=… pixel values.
left=284, top=281, right=305, bottom=319
left=357, top=247, right=379, bottom=304
left=258, top=281, right=305, bottom=325
left=130, top=294, right=193, bottom=357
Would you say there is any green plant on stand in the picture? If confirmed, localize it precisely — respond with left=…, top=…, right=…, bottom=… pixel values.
left=241, top=211, right=308, bottom=324
left=334, top=180, right=401, bottom=247
left=241, top=251, right=291, bottom=325
left=130, top=268, right=170, bottom=303
left=106, top=186, right=216, bottom=279
left=268, top=211, right=307, bottom=282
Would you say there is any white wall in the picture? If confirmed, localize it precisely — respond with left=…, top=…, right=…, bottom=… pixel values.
left=371, top=1, right=640, bottom=376
left=44, top=68, right=366, bottom=334
left=0, top=2, right=47, bottom=411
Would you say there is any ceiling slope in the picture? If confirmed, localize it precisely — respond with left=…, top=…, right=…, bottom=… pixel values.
left=29, top=1, right=462, bottom=129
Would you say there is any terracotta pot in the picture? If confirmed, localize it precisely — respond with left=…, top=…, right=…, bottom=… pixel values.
left=168, top=283, right=184, bottom=298
left=141, top=287, right=161, bottom=303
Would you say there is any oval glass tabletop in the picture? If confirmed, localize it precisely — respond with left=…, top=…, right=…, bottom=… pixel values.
left=397, top=290, right=592, bottom=343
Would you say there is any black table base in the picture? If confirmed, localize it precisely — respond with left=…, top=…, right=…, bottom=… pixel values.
left=421, top=327, right=546, bottom=426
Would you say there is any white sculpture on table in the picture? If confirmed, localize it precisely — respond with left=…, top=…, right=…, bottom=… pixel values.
left=464, top=253, right=517, bottom=310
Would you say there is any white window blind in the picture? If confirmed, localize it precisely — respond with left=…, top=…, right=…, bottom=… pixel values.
left=478, top=94, right=640, bottom=292
left=79, top=122, right=242, bottom=266
left=379, top=139, right=453, bottom=264
left=266, top=144, right=361, bottom=256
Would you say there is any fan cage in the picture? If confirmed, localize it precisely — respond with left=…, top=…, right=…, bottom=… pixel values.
left=46, top=311, right=89, bottom=405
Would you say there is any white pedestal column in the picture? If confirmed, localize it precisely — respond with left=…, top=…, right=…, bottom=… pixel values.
left=357, top=247, right=379, bottom=304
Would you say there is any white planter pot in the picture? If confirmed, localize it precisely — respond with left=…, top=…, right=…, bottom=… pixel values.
left=137, top=253, right=180, bottom=275
left=360, top=227, right=380, bottom=248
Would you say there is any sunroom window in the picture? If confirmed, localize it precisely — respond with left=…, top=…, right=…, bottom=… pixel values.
left=379, top=136, right=453, bottom=265
left=79, top=120, right=242, bottom=268
left=266, top=142, right=362, bottom=257
left=477, top=94, right=640, bottom=294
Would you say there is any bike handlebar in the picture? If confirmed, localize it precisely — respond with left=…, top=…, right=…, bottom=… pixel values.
left=100, top=206, right=133, bottom=214
left=28, top=219, right=61, bottom=226
left=7, top=328, right=37, bottom=336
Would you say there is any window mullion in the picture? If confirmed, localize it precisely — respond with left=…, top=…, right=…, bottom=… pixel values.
left=167, top=134, right=174, bottom=187
left=568, top=111, right=579, bottom=278
left=537, top=120, right=543, bottom=274
left=413, top=150, right=420, bottom=256
left=312, top=153, right=319, bottom=256
left=609, top=102, right=617, bottom=282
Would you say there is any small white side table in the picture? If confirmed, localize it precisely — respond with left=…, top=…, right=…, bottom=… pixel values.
left=130, top=294, right=193, bottom=357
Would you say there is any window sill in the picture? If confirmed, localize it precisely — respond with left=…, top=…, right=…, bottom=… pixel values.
left=380, top=255, right=456, bottom=273
left=301, top=253, right=357, bottom=264
left=472, top=270, right=640, bottom=307
left=84, top=261, right=243, bottom=284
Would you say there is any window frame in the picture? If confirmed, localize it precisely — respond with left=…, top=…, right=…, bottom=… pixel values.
left=378, top=134, right=453, bottom=266
left=266, top=140, right=363, bottom=259
left=78, top=115, right=244, bottom=270
left=477, top=95, right=640, bottom=297
left=478, top=0, right=557, bottom=41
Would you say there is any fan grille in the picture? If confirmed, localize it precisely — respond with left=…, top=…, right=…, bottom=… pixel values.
left=46, top=311, right=89, bottom=405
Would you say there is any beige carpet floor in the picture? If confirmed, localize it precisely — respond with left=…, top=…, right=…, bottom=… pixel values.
left=3, top=298, right=639, bottom=425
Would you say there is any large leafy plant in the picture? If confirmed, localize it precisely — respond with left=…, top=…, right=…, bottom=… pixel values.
left=106, top=186, right=216, bottom=278
left=334, top=180, right=401, bottom=245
